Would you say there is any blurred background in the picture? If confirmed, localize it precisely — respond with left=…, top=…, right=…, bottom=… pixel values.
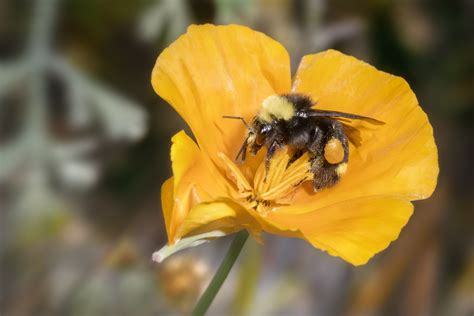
left=1, top=0, right=473, bottom=315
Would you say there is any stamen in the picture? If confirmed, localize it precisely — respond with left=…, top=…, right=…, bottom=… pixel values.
left=253, top=150, right=288, bottom=194
left=254, top=150, right=313, bottom=203
left=220, top=148, right=311, bottom=214
left=218, top=152, right=253, bottom=195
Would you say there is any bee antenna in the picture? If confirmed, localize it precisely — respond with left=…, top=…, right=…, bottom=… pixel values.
left=222, top=115, right=251, bottom=130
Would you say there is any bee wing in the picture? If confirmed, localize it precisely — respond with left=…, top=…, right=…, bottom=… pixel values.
left=307, top=109, right=385, bottom=125
left=341, top=122, right=363, bottom=147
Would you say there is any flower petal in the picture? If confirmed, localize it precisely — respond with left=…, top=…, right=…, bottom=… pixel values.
left=153, top=231, right=227, bottom=263
left=152, top=24, right=291, bottom=163
left=292, top=49, right=438, bottom=206
left=179, top=198, right=262, bottom=241
left=167, top=130, right=236, bottom=243
left=161, top=177, right=174, bottom=239
left=262, top=195, right=414, bottom=265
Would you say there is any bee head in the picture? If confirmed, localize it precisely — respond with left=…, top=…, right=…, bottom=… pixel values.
left=222, top=115, right=262, bottom=161
left=222, top=114, right=257, bottom=145
left=248, top=130, right=262, bottom=156
left=247, top=130, right=256, bottom=145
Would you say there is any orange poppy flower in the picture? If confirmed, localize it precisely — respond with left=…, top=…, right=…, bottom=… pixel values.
left=151, top=24, right=438, bottom=266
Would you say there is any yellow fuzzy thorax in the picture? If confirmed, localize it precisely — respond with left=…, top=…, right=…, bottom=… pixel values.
left=258, top=95, right=295, bottom=122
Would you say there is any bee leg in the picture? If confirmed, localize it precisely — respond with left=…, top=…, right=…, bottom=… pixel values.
left=286, top=149, right=304, bottom=169
left=292, top=177, right=306, bottom=188
left=311, top=160, right=349, bottom=191
left=264, top=141, right=279, bottom=181
left=311, top=122, right=349, bottom=191
left=235, top=138, right=248, bottom=163
left=250, top=143, right=263, bottom=156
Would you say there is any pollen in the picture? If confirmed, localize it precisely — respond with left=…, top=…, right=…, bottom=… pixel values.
left=258, top=95, right=295, bottom=122
left=324, top=137, right=345, bottom=164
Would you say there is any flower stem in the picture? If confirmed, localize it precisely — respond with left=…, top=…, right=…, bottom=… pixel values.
left=192, top=230, right=249, bottom=316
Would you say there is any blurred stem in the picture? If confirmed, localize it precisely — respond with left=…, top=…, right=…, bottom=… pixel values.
left=26, top=0, right=58, bottom=177
left=28, top=0, right=58, bottom=57
left=192, top=230, right=249, bottom=316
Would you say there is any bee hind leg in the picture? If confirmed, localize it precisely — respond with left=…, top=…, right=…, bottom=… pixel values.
left=311, top=121, right=350, bottom=191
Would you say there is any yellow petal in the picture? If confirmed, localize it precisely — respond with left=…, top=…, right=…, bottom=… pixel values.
left=161, top=177, right=174, bottom=240
left=152, top=24, right=291, bottom=164
left=179, top=199, right=262, bottom=242
left=291, top=49, right=438, bottom=207
left=217, top=152, right=253, bottom=195
left=262, top=195, right=414, bottom=265
left=170, top=131, right=200, bottom=195
left=168, top=130, right=235, bottom=243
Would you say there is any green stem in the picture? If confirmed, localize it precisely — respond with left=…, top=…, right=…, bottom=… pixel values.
left=192, top=230, right=249, bottom=316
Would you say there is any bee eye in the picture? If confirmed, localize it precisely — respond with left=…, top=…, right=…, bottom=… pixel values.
left=262, top=125, right=271, bottom=133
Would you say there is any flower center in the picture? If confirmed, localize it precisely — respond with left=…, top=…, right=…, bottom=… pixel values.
left=218, top=149, right=313, bottom=214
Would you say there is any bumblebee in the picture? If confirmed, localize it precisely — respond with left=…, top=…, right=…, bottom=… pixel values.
left=224, top=93, right=384, bottom=191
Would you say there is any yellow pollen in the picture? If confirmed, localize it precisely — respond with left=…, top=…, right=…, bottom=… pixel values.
left=324, top=137, right=344, bottom=164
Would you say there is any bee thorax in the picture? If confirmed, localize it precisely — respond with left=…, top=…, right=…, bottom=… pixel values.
left=258, top=95, right=295, bottom=122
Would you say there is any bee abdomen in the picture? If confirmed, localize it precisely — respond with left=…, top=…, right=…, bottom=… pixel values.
left=311, top=157, right=348, bottom=191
